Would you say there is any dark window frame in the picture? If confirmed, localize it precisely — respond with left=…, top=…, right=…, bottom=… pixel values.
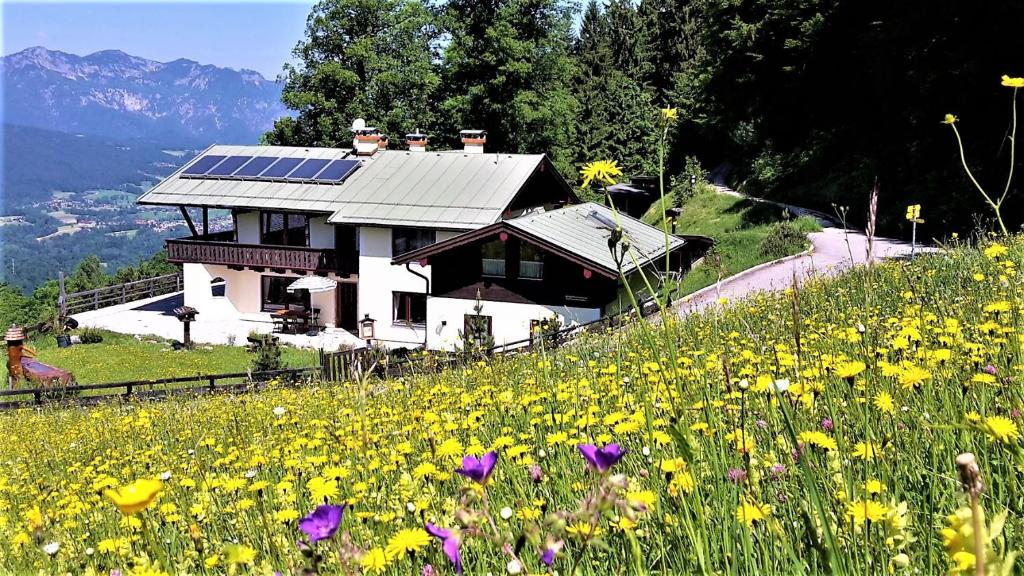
left=392, top=291, right=427, bottom=326
left=480, top=238, right=506, bottom=278
left=260, top=211, right=310, bottom=247
left=392, top=228, right=437, bottom=257
left=519, top=241, right=545, bottom=280
left=260, top=275, right=310, bottom=312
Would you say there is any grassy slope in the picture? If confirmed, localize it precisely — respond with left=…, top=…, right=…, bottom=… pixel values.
left=25, top=329, right=318, bottom=385
left=1, top=238, right=1020, bottom=574
left=642, top=185, right=822, bottom=294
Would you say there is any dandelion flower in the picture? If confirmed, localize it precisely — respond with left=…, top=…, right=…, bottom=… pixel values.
left=1001, top=75, right=1024, bottom=88
left=942, top=113, right=958, bottom=124
left=985, top=415, right=1019, bottom=445
left=385, top=528, right=431, bottom=559
left=846, top=500, right=888, bottom=524
left=735, top=499, right=770, bottom=526
left=361, top=547, right=389, bottom=574
left=103, top=479, right=162, bottom=515
left=580, top=160, right=623, bottom=188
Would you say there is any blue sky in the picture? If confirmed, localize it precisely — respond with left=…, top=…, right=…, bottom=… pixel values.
left=2, top=1, right=316, bottom=79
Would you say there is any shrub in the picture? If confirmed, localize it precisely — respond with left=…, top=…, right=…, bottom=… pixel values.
left=759, top=220, right=807, bottom=259
left=246, top=332, right=282, bottom=373
left=78, top=327, right=104, bottom=344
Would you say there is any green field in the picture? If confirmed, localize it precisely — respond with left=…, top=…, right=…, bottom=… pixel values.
left=644, top=186, right=822, bottom=295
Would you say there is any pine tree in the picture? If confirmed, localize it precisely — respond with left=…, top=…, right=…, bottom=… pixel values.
left=264, top=0, right=440, bottom=147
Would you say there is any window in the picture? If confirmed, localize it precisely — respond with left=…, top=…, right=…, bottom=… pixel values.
left=519, top=242, right=545, bottom=280
left=463, top=314, right=493, bottom=347
left=481, top=239, right=506, bottom=277
left=393, top=291, right=427, bottom=325
left=392, top=228, right=436, bottom=257
left=261, top=212, right=308, bottom=247
left=261, top=276, right=309, bottom=312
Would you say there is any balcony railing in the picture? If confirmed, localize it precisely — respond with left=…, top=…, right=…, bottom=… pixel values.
left=167, top=236, right=357, bottom=275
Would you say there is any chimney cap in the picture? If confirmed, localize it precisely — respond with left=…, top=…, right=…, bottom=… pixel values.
left=405, top=132, right=428, bottom=142
left=459, top=129, right=487, bottom=138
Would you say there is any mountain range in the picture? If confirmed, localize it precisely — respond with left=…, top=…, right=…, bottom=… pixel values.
left=2, top=46, right=288, bottom=145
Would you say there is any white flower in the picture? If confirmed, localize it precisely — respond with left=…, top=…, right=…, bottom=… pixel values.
left=159, top=471, right=172, bottom=481
left=273, top=406, right=287, bottom=417
left=85, top=547, right=94, bottom=556
left=43, top=542, right=60, bottom=556
left=538, top=449, right=547, bottom=459
left=406, top=502, right=416, bottom=513
left=641, top=446, right=651, bottom=457
left=499, top=507, right=513, bottom=520
left=772, top=379, right=791, bottom=393
left=245, top=469, right=257, bottom=479
left=507, top=559, right=524, bottom=574
left=738, top=379, right=750, bottom=390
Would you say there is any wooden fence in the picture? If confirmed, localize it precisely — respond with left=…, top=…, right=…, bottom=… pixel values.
left=65, top=273, right=183, bottom=315
left=0, top=367, right=317, bottom=409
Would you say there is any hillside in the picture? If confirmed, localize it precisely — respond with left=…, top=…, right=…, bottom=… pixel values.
left=1, top=46, right=287, bottom=145
left=1, top=237, right=1021, bottom=573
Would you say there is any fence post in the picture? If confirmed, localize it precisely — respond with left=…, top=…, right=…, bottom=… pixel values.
left=177, top=274, right=182, bottom=292
left=125, top=383, right=133, bottom=397
left=93, top=292, right=99, bottom=310
left=208, top=375, right=217, bottom=392
left=121, top=284, right=127, bottom=305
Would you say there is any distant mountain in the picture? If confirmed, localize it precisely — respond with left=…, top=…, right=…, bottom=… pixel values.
left=2, top=46, right=288, bottom=145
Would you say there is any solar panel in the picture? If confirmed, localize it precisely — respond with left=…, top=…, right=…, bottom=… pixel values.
left=313, top=159, right=360, bottom=182
left=206, top=155, right=253, bottom=176
left=182, top=155, right=227, bottom=175
left=285, top=158, right=332, bottom=180
left=233, top=156, right=279, bottom=177
left=260, top=157, right=304, bottom=178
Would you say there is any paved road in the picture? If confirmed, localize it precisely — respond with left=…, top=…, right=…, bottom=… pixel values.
left=676, top=188, right=922, bottom=314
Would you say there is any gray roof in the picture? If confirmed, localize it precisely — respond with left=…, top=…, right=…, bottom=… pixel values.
left=138, top=145, right=560, bottom=229
left=504, top=203, right=685, bottom=275
left=325, top=151, right=549, bottom=229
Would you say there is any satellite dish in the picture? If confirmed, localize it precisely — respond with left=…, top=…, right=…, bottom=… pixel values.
left=351, top=118, right=366, bottom=132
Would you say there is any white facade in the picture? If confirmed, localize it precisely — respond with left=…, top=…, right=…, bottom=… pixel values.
left=425, top=296, right=601, bottom=351
left=356, top=227, right=460, bottom=348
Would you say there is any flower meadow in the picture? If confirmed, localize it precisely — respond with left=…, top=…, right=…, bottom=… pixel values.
left=3, top=237, right=1024, bottom=575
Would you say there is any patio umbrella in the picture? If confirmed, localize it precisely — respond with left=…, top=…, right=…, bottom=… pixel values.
left=286, top=276, right=337, bottom=294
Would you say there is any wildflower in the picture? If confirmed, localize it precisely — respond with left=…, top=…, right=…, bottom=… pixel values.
left=386, top=528, right=431, bottom=560
left=103, top=478, right=162, bottom=515
left=273, top=406, right=287, bottom=417
left=42, top=541, right=60, bottom=556
left=661, top=107, right=679, bottom=122
left=943, top=113, right=958, bottom=124
left=727, top=468, right=747, bottom=484
left=224, top=543, right=256, bottom=566
left=1001, top=75, right=1024, bottom=88
left=873, top=391, right=895, bottom=415
left=846, top=500, right=888, bottom=524
left=984, top=243, right=1009, bottom=259
left=984, top=415, right=1019, bottom=445
left=507, top=559, right=524, bottom=574
left=821, top=417, right=834, bottom=432
left=580, top=160, right=623, bottom=188
left=455, top=451, right=498, bottom=485
left=735, top=499, right=770, bottom=526
left=798, top=430, right=838, bottom=451
left=307, top=477, right=339, bottom=502
left=578, top=443, right=627, bottom=472
left=499, top=507, right=513, bottom=520
left=528, top=464, right=543, bottom=483
left=298, top=504, right=345, bottom=543
left=541, top=539, right=564, bottom=566
left=361, top=547, right=388, bottom=574
left=425, top=523, right=462, bottom=574
left=852, top=442, right=882, bottom=461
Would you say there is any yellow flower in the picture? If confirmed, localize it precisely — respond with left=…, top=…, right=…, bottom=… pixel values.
left=984, top=243, right=1009, bottom=259
left=984, top=415, right=1019, bottom=445
left=361, top=547, right=389, bottom=573
left=834, top=360, right=866, bottom=379
left=950, top=550, right=976, bottom=573
left=307, top=477, right=339, bottom=502
left=580, top=159, right=623, bottom=188
left=798, top=430, right=838, bottom=451
left=735, top=499, right=770, bottom=526
left=873, top=391, right=895, bottom=415
left=852, top=442, right=883, bottom=461
left=567, top=521, right=603, bottom=537
left=1001, top=75, right=1024, bottom=88
left=224, top=543, right=256, bottom=566
left=942, top=113, right=958, bottom=125
left=385, top=528, right=431, bottom=559
left=103, top=479, right=162, bottom=515
left=661, top=107, right=679, bottom=122
left=846, top=500, right=888, bottom=524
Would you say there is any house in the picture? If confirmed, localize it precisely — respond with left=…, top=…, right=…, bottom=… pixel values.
left=137, top=128, right=710, bottom=350
left=391, top=202, right=709, bottom=350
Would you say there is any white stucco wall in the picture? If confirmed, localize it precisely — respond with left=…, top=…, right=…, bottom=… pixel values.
left=183, top=262, right=344, bottom=327
left=426, top=297, right=601, bottom=351
left=356, top=227, right=460, bottom=348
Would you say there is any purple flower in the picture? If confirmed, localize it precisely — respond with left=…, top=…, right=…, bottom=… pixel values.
left=298, top=504, right=345, bottom=543
left=578, top=443, right=626, bottom=473
left=756, top=418, right=768, bottom=430
left=727, top=468, right=747, bottom=484
left=769, top=463, right=786, bottom=477
left=455, top=451, right=498, bottom=485
left=422, top=565, right=436, bottom=576
left=985, top=364, right=998, bottom=375
left=821, top=417, right=834, bottom=432
left=426, top=523, right=462, bottom=574
left=528, top=464, right=543, bottom=483
left=541, top=540, right=564, bottom=567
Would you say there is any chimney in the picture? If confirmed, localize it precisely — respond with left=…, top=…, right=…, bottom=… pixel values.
left=460, top=129, right=487, bottom=154
left=350, top=118, right=381, bottom=156
left=377, top=134, right=390, bottom=150
left=405, top=130, right=428, bottom=152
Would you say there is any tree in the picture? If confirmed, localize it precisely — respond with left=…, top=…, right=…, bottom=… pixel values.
left=264, top=0, right=440, bottom=147
left=437, top=0, right=580, bottom=174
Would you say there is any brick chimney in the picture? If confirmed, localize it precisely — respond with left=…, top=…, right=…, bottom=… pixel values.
left=459, top=129, right=486, bottom=154
left=350, top=118, right=381, bottom=156
left=405, top=130, right=428, bottom=152
left=377, top=134, right=390, bottom=150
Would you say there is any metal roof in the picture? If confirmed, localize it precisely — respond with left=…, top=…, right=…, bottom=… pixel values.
left=138, top=145, right=566, bottom=229
left=504, top=203, right=685, bottom=275
left=393, top=202, right=688, bottom=276
left=325, top=151, right=552, bottom=229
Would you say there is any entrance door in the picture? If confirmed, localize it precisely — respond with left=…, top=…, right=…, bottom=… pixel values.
left=337, top=283, right=358, bottom=331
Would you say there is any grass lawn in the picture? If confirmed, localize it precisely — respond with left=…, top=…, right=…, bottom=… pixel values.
left=642, top=185, right=822, bottom=295
left=24, top=329, right=319, bottom=386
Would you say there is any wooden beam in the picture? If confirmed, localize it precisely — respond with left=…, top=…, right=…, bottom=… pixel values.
left=202, top=207, right=209, bottom=237
left=179, top=206, right=199, bottom=237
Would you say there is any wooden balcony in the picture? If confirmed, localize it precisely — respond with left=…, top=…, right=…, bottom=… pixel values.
left=167, top=236, right=357, bottom=276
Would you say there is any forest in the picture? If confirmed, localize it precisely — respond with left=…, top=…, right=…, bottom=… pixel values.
left=266, top=0, right=1024, bottom=234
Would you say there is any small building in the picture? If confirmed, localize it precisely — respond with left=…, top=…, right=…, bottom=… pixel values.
left=391, top=202, right=708, bottom=350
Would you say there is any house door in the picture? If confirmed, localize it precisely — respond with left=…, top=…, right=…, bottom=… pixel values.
left=337, top=283, right=358, bottom=331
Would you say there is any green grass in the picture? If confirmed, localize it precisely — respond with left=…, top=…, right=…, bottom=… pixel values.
left=25, top=329, right=318, bottom=386
left=642, top=185, right=822, bottom=295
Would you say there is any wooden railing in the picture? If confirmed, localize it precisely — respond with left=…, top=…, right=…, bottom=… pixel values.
left=66, top=274, right=183, bottom=314
left=167, top=237, right=356, bottom=275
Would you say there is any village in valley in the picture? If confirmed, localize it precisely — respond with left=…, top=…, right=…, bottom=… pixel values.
left=1, top=1, right=1022, bottom=574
